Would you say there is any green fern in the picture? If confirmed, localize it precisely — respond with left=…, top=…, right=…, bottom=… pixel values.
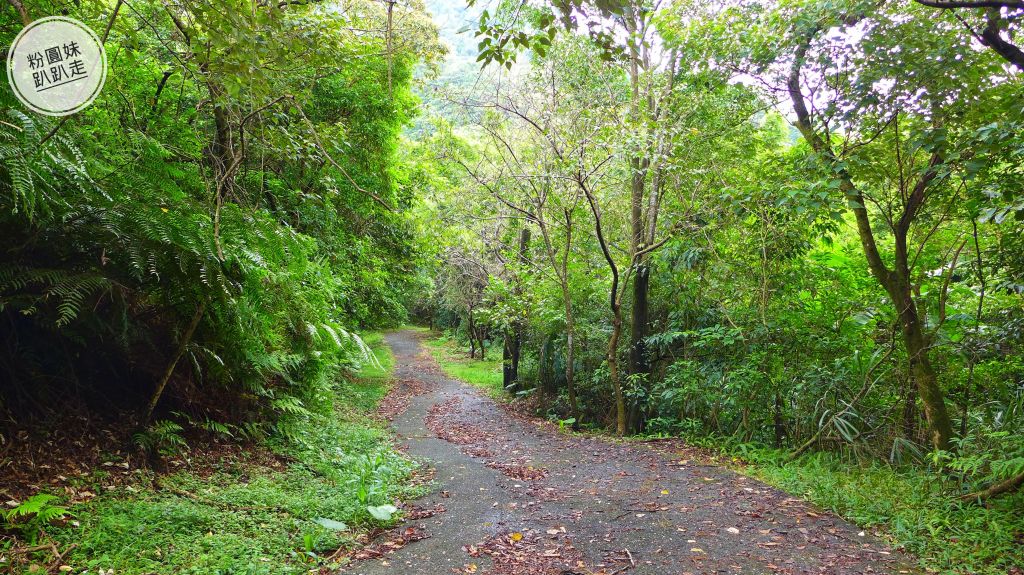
left=2, top=493, right=71, bottom=544
left=133, top=420, right=188, bottom=456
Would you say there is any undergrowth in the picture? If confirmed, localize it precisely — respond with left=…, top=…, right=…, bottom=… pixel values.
left=4, top=332, right=420, bottom=574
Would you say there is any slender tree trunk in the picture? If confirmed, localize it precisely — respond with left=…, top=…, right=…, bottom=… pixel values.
left=902, top=373, right=918, bottom=441
left=581, top=176, right=626, bottom=436
left=7, top=0, right=30, bottom=25
left=979, top=9, right=1024, bottom=71
left=627, top=263, right=650, bottom=433
left=774, top=392, right=785, bottom=448
left=960, top=471, right=1024, bottom=503
left=608, top=310, right=626, bottom=436
left=503, top=226, right=530, bottom=389
left=892, top=222, right=953, bottom=451
left=207, top=81, right=235, bottom=261
left=913, top=2, right=1024, bottom=71
left=559, top=211, right=579, bottom=423
left=500, top=328, right=518, bottom=388
left=467, top=310, right=476, bottom=359
left=541, top=206, right=579, bottom=423
left=564, top=294, right=579, bottom=423
left=624, top=8, right=652, bottom=434
left=962, top=220, right=986, bottom=437
left=143, top=304, right=205, bottom=426
left=503, top=336, right=516, bottom=391
left=539, top=336, right=553, bottom=393
left=899, top=299, right=952, bottom=450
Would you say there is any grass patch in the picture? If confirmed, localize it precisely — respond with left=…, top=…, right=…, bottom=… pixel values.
left=332, top=330, right=396, bottom=413
left=354, top=331, right=395, bottom=383
left=424, top=332, right=505, bottom=398
left=690, top=440, right=1024, bottom=575
left=21, top=332, right=422, bottom=575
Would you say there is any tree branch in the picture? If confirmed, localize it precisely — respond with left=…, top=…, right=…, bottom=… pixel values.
left=914, top=0, right=1024, bottom=9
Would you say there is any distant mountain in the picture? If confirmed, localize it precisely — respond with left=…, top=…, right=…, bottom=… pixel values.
left=411, top=0, right=530, bottom=134
left=424, top=0, right=482, bottom=62
left=406, top=0, right=481, bottom=133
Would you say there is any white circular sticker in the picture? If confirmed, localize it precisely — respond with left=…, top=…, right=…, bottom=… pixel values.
left=6, top=17, right=107, bottom=117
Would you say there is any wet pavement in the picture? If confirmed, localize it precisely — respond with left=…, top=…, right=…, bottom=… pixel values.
left=344, top=330, right=912, bottom=575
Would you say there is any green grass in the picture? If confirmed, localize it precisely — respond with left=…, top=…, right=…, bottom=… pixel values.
left=691, top=441, right=1024, bottom=575
left=424, top=333, right=505, bottom=398
left=357, top=331, right=395, bottom=380
left=26, top=332, right=423, bottom=575
left=325, top=330, right=396, bottom=416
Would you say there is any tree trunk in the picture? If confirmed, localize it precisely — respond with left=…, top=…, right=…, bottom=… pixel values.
left=143, top=304, right=205, bottom=426
left=608, top=310, right=626, bottom=436
left=564, top=302, right=579, bottom=424
left=580, top=167, right=625, bottom=435
left=467, top=311, right=476, bottom=359
left=625, top=15, right=652, bottom=434
left=503, top=226, right=530, bottom=389
left=960, top=471, right=1024, bottom=503
left=502, top=335, right=517, bottom=391
left=979, top=9, right=1024, bottom=71
left=557, top=208, right=580, bottom=423
left=892, top=225, right=953, bottom=451
left=538, top=336, right=553, bottom=393
left=914, top=2, right=1024, bottom=71
left=7, top=0, right=30, bottom=25
left=902, top=372, right=918, bottom=441
left=962, top=220, right=986, bottom=437
left=774, top=392, right=785, bottom=448
left=502, top=328, right=519, bottom=390
left=899, top=299, right=952, bottom=451
left=627, top=262, right=650, bottom=433
left=209, top=91, right=234, bottom=261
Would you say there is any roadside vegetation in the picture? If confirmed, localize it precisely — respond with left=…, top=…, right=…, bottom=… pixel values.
left=3, top=333, right=417, bottom=574
left=2, top=0, right=439, bottom=570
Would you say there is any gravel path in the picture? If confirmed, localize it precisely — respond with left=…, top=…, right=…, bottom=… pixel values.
left=345, top=330, right=912, bottom=575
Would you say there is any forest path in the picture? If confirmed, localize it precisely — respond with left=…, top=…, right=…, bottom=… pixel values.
left=345, top=330, right=910, bottom=575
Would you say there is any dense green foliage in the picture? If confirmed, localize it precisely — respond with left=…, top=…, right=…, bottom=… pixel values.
left=1, top=2, right=438, bottom=570
left=417, top=1, right=1023, bottom=572
left=0, top=0, right=440, bottom=435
